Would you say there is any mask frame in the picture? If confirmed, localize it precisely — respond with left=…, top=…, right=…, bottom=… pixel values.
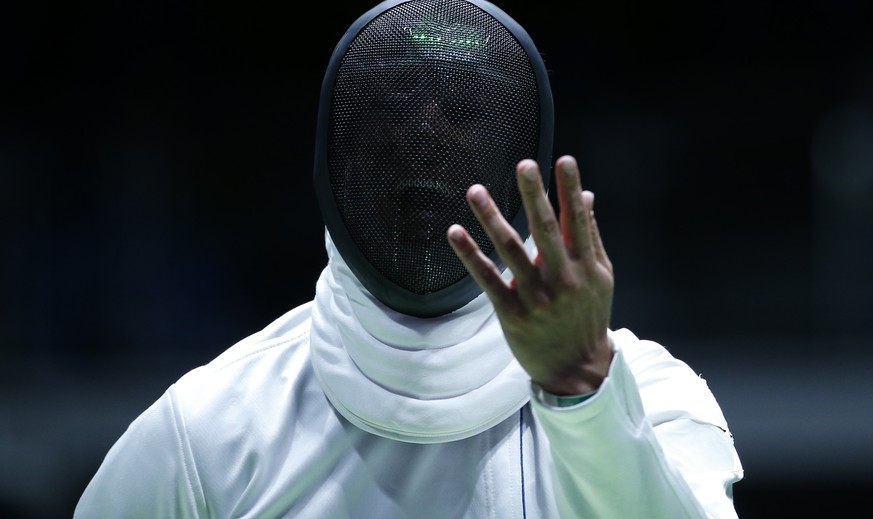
left=313, top=0, right=554, bottom=317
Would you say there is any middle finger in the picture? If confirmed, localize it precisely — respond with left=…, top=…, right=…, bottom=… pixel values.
left=516, top=159, right=567, bottom=272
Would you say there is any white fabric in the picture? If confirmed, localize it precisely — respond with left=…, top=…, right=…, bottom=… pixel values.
left=531, top=328, right=742, bottom=518
left=309, top=231, right=531, bottom=443
left=73, top=307, right=743, bottom=518
left=74, top=232, right=743, bottom=518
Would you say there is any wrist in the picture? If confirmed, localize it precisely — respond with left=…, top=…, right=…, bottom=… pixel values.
left=533, top=383, right=598, bottom=407
left=533, top=336, right=614, bottom=396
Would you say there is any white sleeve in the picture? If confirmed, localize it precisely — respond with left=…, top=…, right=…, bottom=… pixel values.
left=73, top=386, right=205, bottom=519
left=530, top=328, right=743, bottom=519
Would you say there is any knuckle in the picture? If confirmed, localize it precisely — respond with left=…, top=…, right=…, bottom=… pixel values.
left=475, top=262, right=500, bottom=282
left=571, top=204, right=589, bottom=223
left=508, top=243, right=530, bottom=264
left=497, top=233, right=520, bottom=252
left=537, top=216, right=560, bottom=236
left=558, top=270, right=583, bottom=291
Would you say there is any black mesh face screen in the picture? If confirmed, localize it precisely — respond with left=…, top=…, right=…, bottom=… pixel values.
left=327, top=0, right=541, bottom=297
left=314, top=0, right=553, bottom=316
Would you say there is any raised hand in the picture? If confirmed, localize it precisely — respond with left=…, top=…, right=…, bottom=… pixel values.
left=447, top=155, right=615, bottom=395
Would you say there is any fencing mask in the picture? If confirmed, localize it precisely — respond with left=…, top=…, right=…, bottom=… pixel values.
left=314, top=0, right=554, bottom=317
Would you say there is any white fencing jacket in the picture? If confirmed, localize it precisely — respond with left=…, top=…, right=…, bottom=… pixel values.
left=75, top=234, right=743, bottom=518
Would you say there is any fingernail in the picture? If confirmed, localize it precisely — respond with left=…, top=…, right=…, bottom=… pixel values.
left=521, top=163, right=538, bottom=182
left=561, top=157, right=578, bottom=176
left=447, top=224, right=464, bottom=242
left=470, top=186, right=487, bottom=207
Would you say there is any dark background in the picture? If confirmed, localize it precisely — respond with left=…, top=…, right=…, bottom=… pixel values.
left=3, top=0, right=872, bottom=517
